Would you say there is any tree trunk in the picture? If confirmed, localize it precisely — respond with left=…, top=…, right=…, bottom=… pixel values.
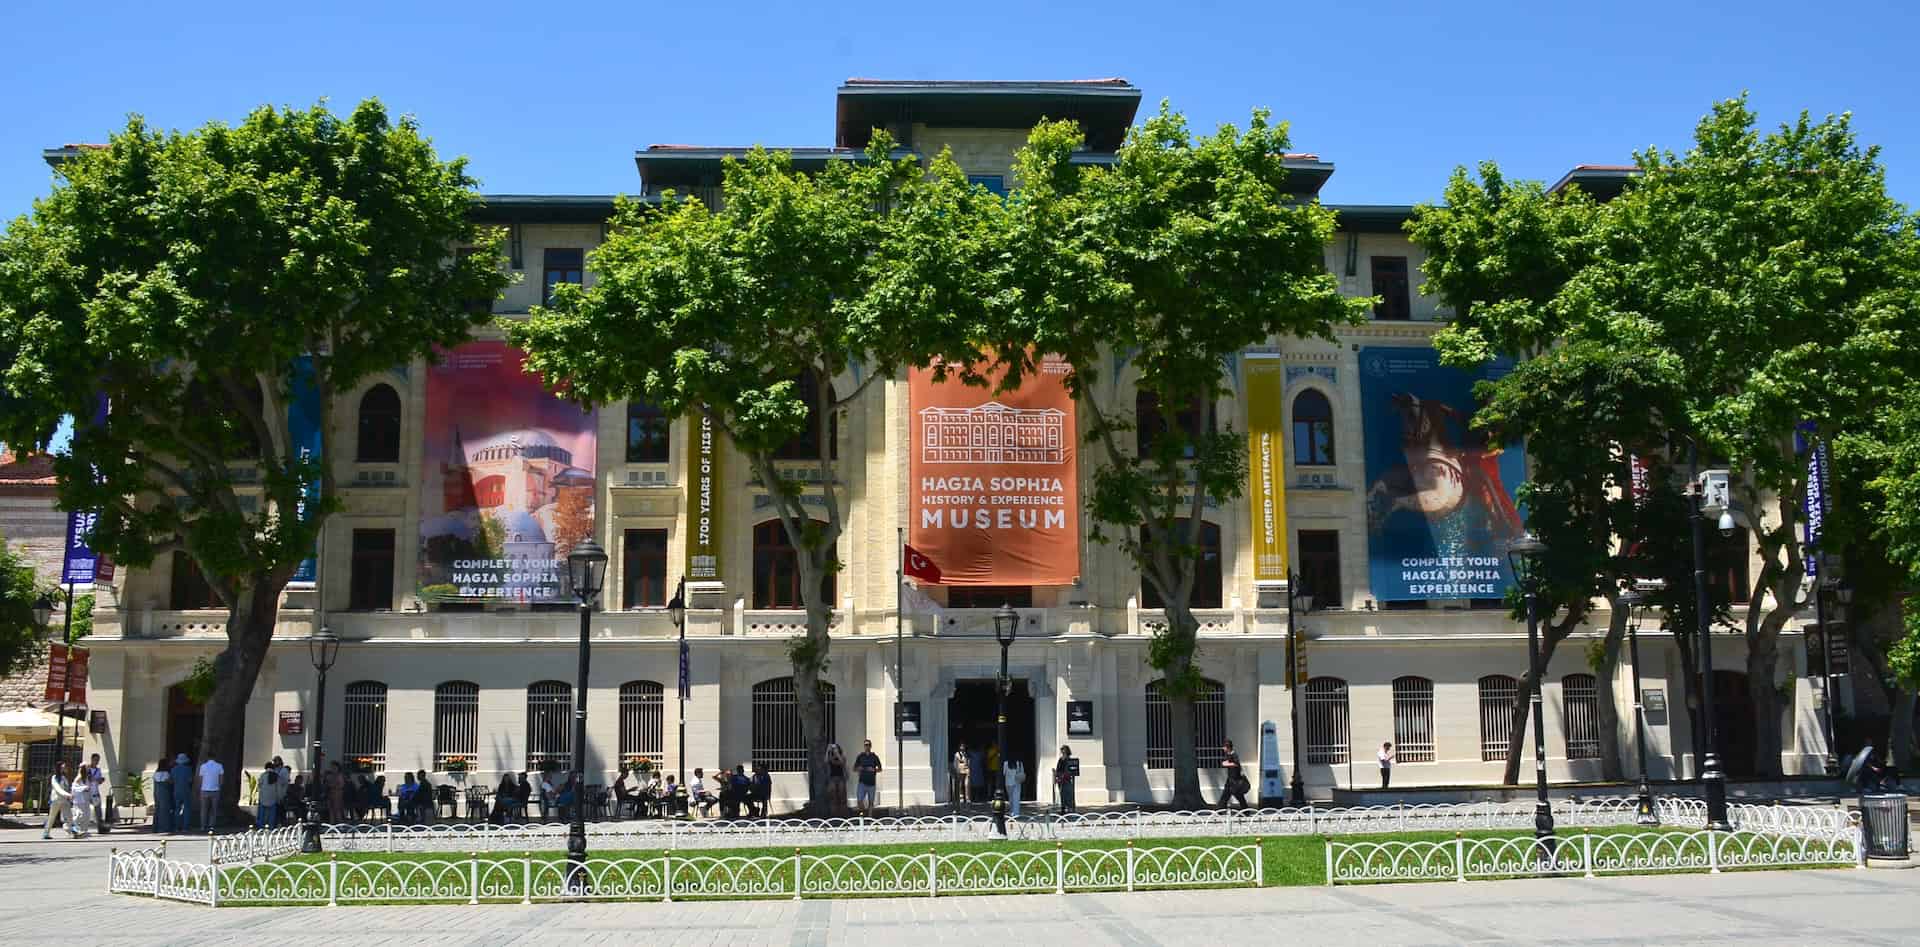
left=1745, top=627, right=1785, bottom=778
left=1159, top=604, right=1204, bottom=810
left=792, top=640, right=830, bottom=817
left=199, top=578, right=282, bottom=825
left=1499, top=615, right=1580, bottom=785
left=1594, top=611, right=1627, bottom=782
left=1891, top=691, right=1917, bottom=773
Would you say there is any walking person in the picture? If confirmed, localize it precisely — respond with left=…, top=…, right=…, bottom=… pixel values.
left=196, top=752, right=225, bottom=832
left=853, top=740, right=882, bottom=817
left=168, top=754, right=193, bottom=832
left=43, top=762, right=80, bottom=839
left=1219, top=739, right=1250, bottom=809
left=1003, top=758, right=1026, bottom=818
left=70, top=768, right=99, bottom=836
left=1054, top=746, right=1077, bottom=814
left=950, top=743, right=970, bottom=805
left=151, top=755, right=174, bottom=834
left=1378, top=741, right=1395, bottom=789
left=825, top=744, right=849, bottom=817
left=254, top=759, right=282, bottom=828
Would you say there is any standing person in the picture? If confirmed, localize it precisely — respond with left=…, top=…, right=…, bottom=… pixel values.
left=967, top=745, right=988, bottom=806
left=273, top=758, right=293, bottom=825
left=82, top=753, right=108, bottom=831
left=324, top=762, right=347, bottom=824
left=1378, top=741, right=1395, bottom=789
left=285, top=774, right=306, bottom=826
left=255, top=759, right=282, bottom=828
left=950, top=743, right=970, bottom=804
left=196, top=752, right=225, bottom=833
left=168, top=754, right=193, bottom=833
left=538, top=768, right=558, bottom=820
left=853, top=740, right=882, bottom=817
left=514, top=772, right=533, bottom=820
left=43, top=763, right=79, bottom=838
left=825, top=744, right=849, bottom=817
left=1054, top=747, right=1077, bottom=814
left=151, top=755, right=174, bottom=834
left=70, top=768, right=98, bottom=836
left=1219, top=740, right=1249, bottom=809
left=1003, top=758, right=1026, bottom=818
left=750, top=763, right=773, bottom=818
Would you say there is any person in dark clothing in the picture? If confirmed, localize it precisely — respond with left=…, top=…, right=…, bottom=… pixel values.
left=726, top=765, right=752, bottom=819
left=1219, top=739, right=1250, bottom=809
left=515, top=773, right=534, bottom=820
left=750, top=764, right=773, bottom=818
left=491, top=773, right=517, bottom=824
left=1054, top=746, right=1077, bottom=814
left=853, top=741, right=883, bottom=816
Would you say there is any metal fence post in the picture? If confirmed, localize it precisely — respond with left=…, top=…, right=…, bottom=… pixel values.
left=1707, top=830, right=1719, bottom=874
left=927, top=849, right=937, bottom=898
left=326, top=853, right=337, bottom=907
left=1055, top=843, right=1065, bottom=894
left=1254, top=839, right=1265, bottom=887
left=469, top=852, right=480, bottom=905
left=1126, top=841, right=1135, bottom=893
left=522, top=851, right=533, bottom=905
left=662, top=851, right=673, bottom=902
left=1856, top=824, right=1867, bottom=869
left=106, top=848, right=116, bottom=894
left=387, top=821, right=394, bottom=854
left=1309, top=802, right=1316, bottom=834
left=793, top=848, right=803, bottom=901
left=1455, top=834, right=1465, bottom=882
left=1323, top=842, right=1334, bottom=886
left=1582, top=834, right=1595, bottom=878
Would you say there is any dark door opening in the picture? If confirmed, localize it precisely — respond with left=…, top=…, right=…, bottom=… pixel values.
left=165, top=683, right=205, bottom=764
left=1710, top=670, right=1758, bottom=780
left=948, top=680, right=1036, bottom=802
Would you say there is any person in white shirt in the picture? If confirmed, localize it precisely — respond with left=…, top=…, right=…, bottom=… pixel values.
left=42, top=762, right=81, bottom=839
left=1003, top=759, right=1026, bottom=818
left=83, top=753, right=109, bottom=829
left=70, top=775, right=98, bottom=834
left=197, top=756, right=226, bottom=832
left=1378, top=741, right=1395, bottom=789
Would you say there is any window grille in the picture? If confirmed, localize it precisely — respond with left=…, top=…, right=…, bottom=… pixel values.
left=1563, top=673, right=1602, bottom=760
left=433, top=681, right=479, bottom=768
left=1392, top=676, right=1435, bottom=763
left=1145, top=679, right=1227, bottom=769
left=342, top=681, right=388, bottom=769
left=1304, top=677, right=1350, bottom=765
left=619, top=681, right=665, bottom=762
left=525, top=681, right=572, bottom=770
left=1479, top=674, right=1519, bottom=761
left=750, top=677, right=835, bottom=772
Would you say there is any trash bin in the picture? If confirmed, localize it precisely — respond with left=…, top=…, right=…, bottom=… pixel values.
left=1859, top=794, right=1910, bottom=859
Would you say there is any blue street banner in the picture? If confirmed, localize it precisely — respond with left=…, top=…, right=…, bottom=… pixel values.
left=678, top=637, right=690, bottom=701
left=61, top=510, right=101, bottom=585
left=1359, top=347, right=1527, bottom=601
left=288, top=356, right=324, bottom=585
left=1797, top=423, right=1828, bottom=575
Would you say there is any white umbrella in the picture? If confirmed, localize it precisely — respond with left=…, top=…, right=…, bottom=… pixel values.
left=0, top=707, right=85, bottom=744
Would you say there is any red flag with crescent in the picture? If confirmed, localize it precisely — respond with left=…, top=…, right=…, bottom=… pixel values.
left=904, top=544, right=943, bottom=584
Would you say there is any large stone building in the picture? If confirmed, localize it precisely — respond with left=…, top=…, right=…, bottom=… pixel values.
left=62, top=79, right=1828, bottom=806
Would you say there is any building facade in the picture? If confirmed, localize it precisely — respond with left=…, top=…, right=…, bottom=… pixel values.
left=65, top=79, right=1828, bottom=806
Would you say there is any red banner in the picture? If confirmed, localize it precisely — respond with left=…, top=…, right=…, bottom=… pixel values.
left=45, top=644, right=88, bottom=703
left=909, top=356, right=1079, bottom=586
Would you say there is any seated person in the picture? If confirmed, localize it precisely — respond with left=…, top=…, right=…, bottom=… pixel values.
left=613, top=769, right=636, bottom=818
left=690, top=768, right=718, bottom=818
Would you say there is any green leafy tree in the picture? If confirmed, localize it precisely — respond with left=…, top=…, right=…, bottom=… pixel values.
left=977, top=108, right=1366, bottom=807
left=0, top=531, right=53, bottom=677
left=0, top=101, right=508, bottom=815
left=510, top=137, right=992, bottom=812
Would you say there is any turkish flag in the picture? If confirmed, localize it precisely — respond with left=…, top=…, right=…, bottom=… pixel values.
left=904, top=544, right=943, bottom=584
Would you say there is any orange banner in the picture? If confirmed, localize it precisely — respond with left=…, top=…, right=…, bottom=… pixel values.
left=909, top=357, right=1079, bottom=586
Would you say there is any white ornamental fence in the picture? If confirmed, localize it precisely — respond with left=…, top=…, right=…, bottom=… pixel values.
left=209, top=824, right=307, bottom=865
left=1325, top=827, right=1862, bottom=885
left=108, top=842, right=1261, bottom=906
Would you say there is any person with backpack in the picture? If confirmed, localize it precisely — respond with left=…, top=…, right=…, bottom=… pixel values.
left=255, top=759, right=283, bottom=828
left=1219, top=739, right=1250, bottom=809
left=750, top=763, right=773, bottom=818
left=1054, top=746, right=1077, bottom=814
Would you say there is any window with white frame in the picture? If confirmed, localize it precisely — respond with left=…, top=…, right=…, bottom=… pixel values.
left=1478, top=674, right=1519, bottom=761
left=1144, top=678, right=1226, bottom=769
left=1392, top=676, right=1435, bottom=763
left=751, top=677, right=835, bottom=772
left=433, top=681, right=479, bottom=769
left=342, top=681, right=388, bottom=769
left=1563, top=673, right=1601, bottom=760
left=619, top=680, right=665, bottom=764
left=525, top=681, right=572, bottom=770
left=1304, top=677, right=1350, bottom=765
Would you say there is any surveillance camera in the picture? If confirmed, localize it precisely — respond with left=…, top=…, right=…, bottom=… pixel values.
left=1717, top=511, right=1736, bottom=536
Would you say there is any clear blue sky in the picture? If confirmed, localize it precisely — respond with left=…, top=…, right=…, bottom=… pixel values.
left=3, top=1, right=1918, bottom=220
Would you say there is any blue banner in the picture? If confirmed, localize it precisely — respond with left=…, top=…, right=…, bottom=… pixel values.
left=288, top=356, right=324, bottom=585
left=61, top=510, right=100, bottom=585
left=1797, top=423, right=1827, bottom=575
left=678, top=637, right=690, bottom=701
left=1360, top=347, right=1527, bottom=601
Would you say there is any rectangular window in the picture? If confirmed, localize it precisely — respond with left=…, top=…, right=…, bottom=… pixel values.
left=622, top=529, right=668, bottom=609
left=946, top=586, right=1033, bottom=609
left=342, top=682, right=389, bottom=770
left=1479, top=675, right=1519, bottom=761
left=1297, top=530, right=1341, bottom=610
left=1304, top=678, right=1350, bottom=765
left=433, top=682, right=479, bottom=768
left=525, top=682, right=572, bottom=770
left=1370, top=256, right=1411, bottom=321
left=751, top=678, right=835, bottom=773
left=625, top=400, right=671, bottom=463
left=1392, top=677, right=1435, bottom=763
left=169, top=551, right=217, bottom=610
left=619, top=681, right=665, bottom=761
left=542, top=248, right=584, bottom=306
left=1145, top=679, right=1226, bottom=769
left=967, top=174, right=1007, bottom=196
left=1563, top=674, right=1601, bottom=760
left=348, top=529, right=396, bottom=611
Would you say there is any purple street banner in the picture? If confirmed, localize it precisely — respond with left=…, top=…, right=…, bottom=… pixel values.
left=418, top=341, right=598, bottom=605
left=288, top=355, right=324, bottom=585
left=1360, top=347, right=1526, bottom=601
left=1797, top=422, right=1828, bottom=576
left=60, top=510, right=101, bottom=585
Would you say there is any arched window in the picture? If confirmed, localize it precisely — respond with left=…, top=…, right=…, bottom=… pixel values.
left=619, top=681, right=665, bottom=764
left=1478, top=674, right=1519, bottom=762
left=1292, top=389, right=1334, bottom=466
left=1303, top=677, right=1350, bottom=765
left=753, top=519, right=835, bottom=609
left=1562, top=673, right=1601, bottom=760
left=433, top=681, right=479, bottom=768
left=356, top=384, right=402, bottom=463
left=625, top=400, right=670, bottom=463
left=773, top=370, right=838, bottom=461
left=342, top=681, right=389, bottom=770
left=1392, top=676, right=1435, bottom=763
left=525, top=681, right=572, bottom=770
left=751, top=677, right=836, bottom=772
left=1144, top=678, right=1227, bottom=769
left=1136, top=390, right=1212, bottom=458
left=1139, top=519, right=1222, bottom=610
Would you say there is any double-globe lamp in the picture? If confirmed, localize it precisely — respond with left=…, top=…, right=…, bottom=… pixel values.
left=564, top=538, right=609, bottom=893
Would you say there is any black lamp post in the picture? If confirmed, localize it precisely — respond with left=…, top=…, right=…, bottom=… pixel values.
left=302, top=625, right=339, bottom=854
left=1618, top=588, right=1660, bottom=825
left=991, top=603, right=1018, bottom=838
left=1687, top=447, right=1732, bottom=831
left=1804, top=547, right=1840, bottom=775
left=565, top=538, right=609, bottom=892
left=668, top=578, right=687, bottom=791
left=1506, top=532, right=1556, bottom=858
left=1286, top=573, right=1312, bottom=807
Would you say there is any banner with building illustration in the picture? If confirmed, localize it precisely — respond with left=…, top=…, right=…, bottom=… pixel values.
left=418, top=341, right=597, bottom=605
left=909, top=356, right=1079, bottom=586
left=1244, top=355, right=1288, bottom=583
left=1359, top=347, right=1525, bottom=601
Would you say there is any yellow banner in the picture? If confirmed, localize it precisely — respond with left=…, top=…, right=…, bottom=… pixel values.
left=1245, top=356, right=1287, bottom=582
left=686, top=412, right=723, bottom=581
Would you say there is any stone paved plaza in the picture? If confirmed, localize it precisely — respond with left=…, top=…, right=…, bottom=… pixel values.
left=3, top=827, right=1917, bottom=945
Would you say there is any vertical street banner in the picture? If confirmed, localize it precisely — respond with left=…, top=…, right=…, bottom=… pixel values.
left=1244, top=354, right=1288, bottom=583
left=1359, top=347, right=1526, bottom=601
left=1797, top=423, right=1828, bottom=576
left=288, top=355, right=324, bottom=586
left=685, top=412, right=723, bottom=582
left=61, top=511, right=101, bottom=585
left=45, top=644, right=88, bottom=703
left=418, top=341, right=598, bottom=605
left=909, top=355, right=1079, bottom=586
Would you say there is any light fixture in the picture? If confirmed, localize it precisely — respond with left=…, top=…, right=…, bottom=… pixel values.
left=307, top=625, right=339, bottom=674
left=667, top=578, right=686, bottom=628
left=1506, top=532, right=1549, bottom=588
left=33, top=593, right=55, bottom=630
left=568, top=539, right=609, bottom=607
left=1717, top=511, right=1736, bottom=536
left=993, top=603, right=1019, bottom=648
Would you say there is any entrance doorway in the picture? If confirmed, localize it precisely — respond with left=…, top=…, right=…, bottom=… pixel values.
left=948, top=680, right=1036, bottom=802
left=165, top=683, right=205, bottom=764
left=1710, top=670, right=1757, bottom=780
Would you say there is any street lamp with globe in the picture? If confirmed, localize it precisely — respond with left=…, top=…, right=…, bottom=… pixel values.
left=991, top=603, right=1019, bottom=838
left=564, top=538, right=609, bottom=892
left=1506, top=532, right=1556, bottom=858
left=302, top=625, right=339, bottom=854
